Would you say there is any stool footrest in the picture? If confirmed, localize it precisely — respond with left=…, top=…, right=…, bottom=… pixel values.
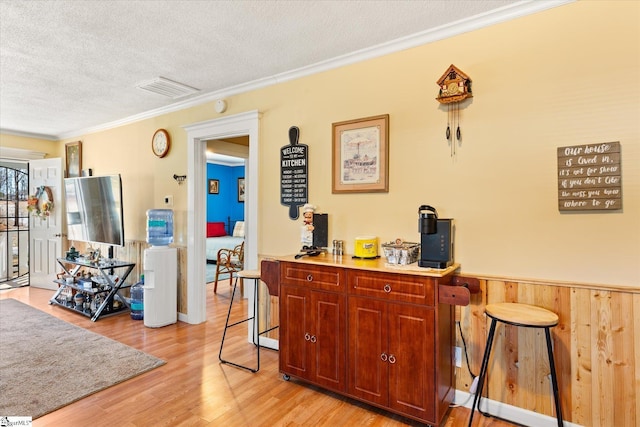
left=259, top=325, right=279, bottom=337
left=226, top=316, right=254, bottom=329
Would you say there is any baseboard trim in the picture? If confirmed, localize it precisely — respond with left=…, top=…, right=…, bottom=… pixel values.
left=454, top=390, right=582, bottom=427
left=258, top=336, right=279, bottom=351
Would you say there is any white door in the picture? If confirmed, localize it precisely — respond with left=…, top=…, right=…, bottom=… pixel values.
left=29, top=158, right=63, bottom=289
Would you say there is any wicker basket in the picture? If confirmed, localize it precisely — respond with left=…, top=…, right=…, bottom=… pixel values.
left=381, top=241, right=420, bottom=265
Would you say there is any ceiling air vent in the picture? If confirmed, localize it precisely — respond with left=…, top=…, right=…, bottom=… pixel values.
left=136, top=77, right=200, bottom=99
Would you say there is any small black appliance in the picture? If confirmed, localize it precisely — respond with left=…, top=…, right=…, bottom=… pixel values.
left=312, top=213, right=328, bottom=249
left=418, top=205, right=454, bottom=268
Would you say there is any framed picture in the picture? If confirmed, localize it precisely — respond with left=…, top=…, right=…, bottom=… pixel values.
left=208, top=179, right=219, bottom=194
left=332, top=114, right=389, bottom=193
left=65, top=141, right=82, bottom=178
left=237, top=177, right=245, bottom=202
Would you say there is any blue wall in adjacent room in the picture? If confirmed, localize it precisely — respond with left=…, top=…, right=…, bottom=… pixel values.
left=206, top=163, right=245, bottom=233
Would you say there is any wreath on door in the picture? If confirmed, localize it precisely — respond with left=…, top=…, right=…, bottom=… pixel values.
left=27, top=186, right=54, bottom=217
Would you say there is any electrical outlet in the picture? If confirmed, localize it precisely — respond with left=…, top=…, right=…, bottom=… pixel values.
left=454, top=346, right=462, bottom=368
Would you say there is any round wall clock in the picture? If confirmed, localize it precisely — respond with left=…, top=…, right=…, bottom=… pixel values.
left=152, top=129, right=170, bottom=158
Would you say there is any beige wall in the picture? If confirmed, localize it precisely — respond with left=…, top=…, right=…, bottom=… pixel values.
left=0, top=134, right=59, bottom=157
left=4, top=1, right=639, bottom=288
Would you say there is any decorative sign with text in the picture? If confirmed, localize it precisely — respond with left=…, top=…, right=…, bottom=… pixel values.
left=280, top=126, right=308, bottom=220
left=557, top=141, right=622, bottom=211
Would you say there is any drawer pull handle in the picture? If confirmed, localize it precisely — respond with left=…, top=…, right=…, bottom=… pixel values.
left=310, top=335, right=317, bottom=343
left=388, top=354, right=396, bottom=364
left=307, top=274, right=313, bottom=282
left=305, top=333, right=311, bottom=341
left=383, top=284, right=392, bottom=293
left=380, top=353, right=388, bottom=362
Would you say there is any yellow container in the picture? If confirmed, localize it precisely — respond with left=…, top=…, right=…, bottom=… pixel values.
left=354, top=236, right=378, bottom=258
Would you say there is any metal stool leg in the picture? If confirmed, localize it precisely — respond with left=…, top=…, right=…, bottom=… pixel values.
left=253, top=278, right=259, bottom=369
left=218, top=273, right=239, bottom=360
left=468, top=318, right=497, bottom=427
left=219, top=276, right=280, bottom=373
left=545, top=327, right=564, bottom=427
left=469, top=320, right=564, bottom=427
left=219, top=275, right=259, bottom=372
left=253, top=277, right=281, bottom=372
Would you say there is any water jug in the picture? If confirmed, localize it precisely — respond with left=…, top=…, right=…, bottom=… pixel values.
left=147, top=209, right=173, bottom=246
left=130, top=274, right=144, bottom=320
left=418, top=205, right=438, bottom=235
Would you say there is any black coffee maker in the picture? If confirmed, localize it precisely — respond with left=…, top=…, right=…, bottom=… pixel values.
left=418, top=205, right=454, bottom=268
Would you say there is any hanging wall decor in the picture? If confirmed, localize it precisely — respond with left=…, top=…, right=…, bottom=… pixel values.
left=65, top=141, right=82, bottom=178
left=557, top=141, right=622, bottom=211
left=27, top=185, right=54, bottom=218
left=332, top=114, right=389, bottom=193
left=280, top=126, right=309, bottom=220
left=436, top=65, right=472, bottom=156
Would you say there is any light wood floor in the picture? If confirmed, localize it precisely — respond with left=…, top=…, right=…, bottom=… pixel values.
left=1, top=282, right=514, bottom=427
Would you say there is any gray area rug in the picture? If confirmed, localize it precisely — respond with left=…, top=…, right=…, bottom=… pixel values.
left=206, top=263, right=231, bottom=283
left=0, top=299, right=165, bottom=418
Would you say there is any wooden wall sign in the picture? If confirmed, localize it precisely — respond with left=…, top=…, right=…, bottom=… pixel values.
left=557, top=141, right=622, bottom=211
left=280, top=126, right=308, bottom=220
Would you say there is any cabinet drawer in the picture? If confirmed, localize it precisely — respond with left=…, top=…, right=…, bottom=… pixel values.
left=281, top=262, right=345, bottom=292
left=348, top=271, right=435, bottom=305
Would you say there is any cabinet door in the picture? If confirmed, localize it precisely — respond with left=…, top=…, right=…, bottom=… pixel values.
left=347, top=296, right=388, bottom=407
left=280, top=285, right=311, bottom=379
left=280, top=286, right=346, bottom=391
left=310, top=290, right=346, bottom=392
left=387, top=302, right=435, bottom=422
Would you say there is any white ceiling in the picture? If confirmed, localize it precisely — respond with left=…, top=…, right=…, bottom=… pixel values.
left=0, top=0, right=569, bottom=141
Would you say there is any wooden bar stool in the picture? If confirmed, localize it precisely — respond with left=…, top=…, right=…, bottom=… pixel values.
left=468, top=303, right=564, bottom=427
left=218, top=269, right=278, bottom=373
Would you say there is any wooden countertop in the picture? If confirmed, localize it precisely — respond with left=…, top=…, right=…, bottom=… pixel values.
left=277, top=253, right=460, bottom=278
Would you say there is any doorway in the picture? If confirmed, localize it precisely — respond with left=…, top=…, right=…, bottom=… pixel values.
left=184, top=110, right=260, bottom=325
left=0, top=164, right=29, bottom=288
left=205, top=141, right=247, bottom=290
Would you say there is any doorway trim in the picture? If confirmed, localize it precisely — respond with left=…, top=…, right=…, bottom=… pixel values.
left=183, top=110, right=260, bottom=324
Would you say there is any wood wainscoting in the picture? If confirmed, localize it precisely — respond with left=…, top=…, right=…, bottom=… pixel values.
left=70, top=241, right=639, bottom=425
left=456, top=277, right=640, bottom=427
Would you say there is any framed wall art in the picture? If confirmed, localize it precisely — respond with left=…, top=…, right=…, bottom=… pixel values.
left=332, top=114, right=389, bottom=193
left=65, top=141, right=82, bottom=178
left=237, top=177, right=245, bottom=202
left=208, top=179, right=219, bottom=194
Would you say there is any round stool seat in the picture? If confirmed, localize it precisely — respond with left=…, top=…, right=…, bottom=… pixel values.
left=237, top=269, right=261, bottom=279
left=486, top=302, right=558, bottom=327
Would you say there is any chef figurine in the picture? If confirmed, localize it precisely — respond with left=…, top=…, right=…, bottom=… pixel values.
left=300, top=203, right=315, bottom=247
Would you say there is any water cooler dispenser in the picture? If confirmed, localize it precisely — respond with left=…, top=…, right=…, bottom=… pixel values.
left=143, top=209, right=177, bottom=328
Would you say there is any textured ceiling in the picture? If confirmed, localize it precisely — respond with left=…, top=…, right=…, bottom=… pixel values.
left=0, top=0, right=566, bottom=140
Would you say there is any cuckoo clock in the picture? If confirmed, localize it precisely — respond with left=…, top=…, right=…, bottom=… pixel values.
left=436, top=64, right=472, bottom=104
left=436, top=65, right=472, bottom=155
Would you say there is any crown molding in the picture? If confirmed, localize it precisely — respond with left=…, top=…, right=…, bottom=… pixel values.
left=0, top=146, right=47, bottom=161
left=0, top=128, right=58, bottom=141
left=50, top=0, right=572, bottom=141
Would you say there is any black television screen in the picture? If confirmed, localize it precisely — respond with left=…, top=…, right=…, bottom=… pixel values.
left=64, top=174, right=125, bottom=246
